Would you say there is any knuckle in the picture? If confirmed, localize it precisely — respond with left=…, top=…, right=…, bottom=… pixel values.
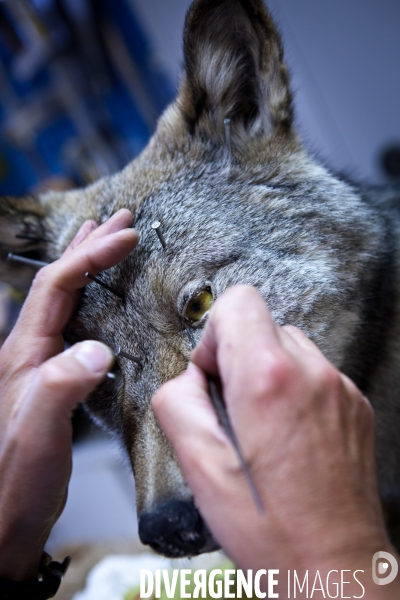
left=265, top=356, right=291, bottom=390
left=358, top=393, right=375, bottom=428
left=313, top=361, right=342, bottom=394
left=250, top=353, right=296, bottom=403
left=365, top=405, right=376, bottom=431
left=30, top=263, right=55, bottom=294
left=31, top=265, right=50, bottom=288
left=363, top=395, right=375, bottom=417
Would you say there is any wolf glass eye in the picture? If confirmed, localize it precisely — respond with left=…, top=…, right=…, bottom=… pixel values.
left=185, top=288, right=213, bottom=322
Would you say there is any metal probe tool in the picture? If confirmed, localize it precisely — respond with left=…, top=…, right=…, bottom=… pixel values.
left=185, top=327, right=265, bottom=514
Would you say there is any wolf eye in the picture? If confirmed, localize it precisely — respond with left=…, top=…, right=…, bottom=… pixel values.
left=185, top=288, right=213, bottom=322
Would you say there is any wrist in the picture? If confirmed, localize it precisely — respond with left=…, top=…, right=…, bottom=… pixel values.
left=0, top=549, right=44, bottom=582
left=0, top=521, right=45, bottom=581
left=0, top=553, right=71, bottom=599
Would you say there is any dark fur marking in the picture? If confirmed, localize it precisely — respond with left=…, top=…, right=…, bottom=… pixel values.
left=341, top=220, right=397, bottom=393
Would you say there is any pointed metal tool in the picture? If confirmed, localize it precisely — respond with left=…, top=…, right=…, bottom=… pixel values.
left=7, top=252, right=48, bottom=269
left=152, top=221, right=167, bottom=249
left=185, top=328, right=265, bottom=513
left=224, top=118, right=232, bottom=163
left=85, top=272, right=124, bottom=300
left=114, top=346, right=141, bottom=366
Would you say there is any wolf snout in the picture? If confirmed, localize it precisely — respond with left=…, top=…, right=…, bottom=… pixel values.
left=138, top=499, right=218, bottom=557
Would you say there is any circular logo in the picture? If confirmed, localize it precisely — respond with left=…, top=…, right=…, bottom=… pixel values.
left=372, top=551, right=398, bottom=586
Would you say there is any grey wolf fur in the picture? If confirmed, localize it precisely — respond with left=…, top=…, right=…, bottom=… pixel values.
left=1, top=0, right=400, bottom=556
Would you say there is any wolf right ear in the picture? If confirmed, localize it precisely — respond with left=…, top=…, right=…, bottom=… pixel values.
left=178, top=0, right=293, bottom=144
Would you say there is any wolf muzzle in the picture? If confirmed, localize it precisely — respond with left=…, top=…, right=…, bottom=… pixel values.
left=138, top=499, right=219, bottom=557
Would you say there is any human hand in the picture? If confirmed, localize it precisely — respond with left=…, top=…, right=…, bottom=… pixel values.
left=0, top=210, right=137, bottom=581
left=153, top=286, right=399, bottom=597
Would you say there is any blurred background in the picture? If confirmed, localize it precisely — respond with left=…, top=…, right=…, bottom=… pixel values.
left=0, top=0, right=399, bottom=578
left=1, top=0, right=400, bottom=200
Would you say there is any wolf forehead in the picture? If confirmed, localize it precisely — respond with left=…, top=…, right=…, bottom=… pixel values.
left=66, top=163, right=374, bottom=350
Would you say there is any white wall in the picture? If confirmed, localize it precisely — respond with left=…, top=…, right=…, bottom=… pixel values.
left=130, top=0, right=400, bottom=183
left=128, top=0, right=190, bottom=88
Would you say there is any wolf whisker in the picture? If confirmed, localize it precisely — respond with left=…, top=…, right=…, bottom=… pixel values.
left=15, top=234, right=48, bottom=243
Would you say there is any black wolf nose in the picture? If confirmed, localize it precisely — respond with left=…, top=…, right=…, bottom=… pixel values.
left=138, top=499, right=217, bottom=557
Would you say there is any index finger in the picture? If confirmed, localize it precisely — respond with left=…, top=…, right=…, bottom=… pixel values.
left=191, top=286, right=296, bottom=437
left=192, top=285, right=281, bottom=369
left=3, top=211, right=138, bottom=369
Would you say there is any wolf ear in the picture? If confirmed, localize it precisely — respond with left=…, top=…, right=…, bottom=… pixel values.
left=0, top=196, right=48, bottom=290
left=179, top=0, right=293, bottom=143
left=0, top=189, right=97, bottom=291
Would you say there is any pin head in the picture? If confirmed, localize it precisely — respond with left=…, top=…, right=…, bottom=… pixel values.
left=224, top=118, right=232, bottom=162
left=151, top=221, right=167, bottom=249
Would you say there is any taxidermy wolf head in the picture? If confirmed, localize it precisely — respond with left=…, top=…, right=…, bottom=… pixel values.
left=1, top=0, right=400, bottom=557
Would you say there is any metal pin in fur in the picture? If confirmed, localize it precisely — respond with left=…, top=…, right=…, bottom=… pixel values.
left=85, top=273, right=124, bottom=300
left=7, top=253, right=125, bottom=378
left=152, top=221, right=167, bottom=249
left=7, top=253, right=124, bottom=300
left=224, top=118, right=232, bottom=164
left=185, top=327, right=265, bottom=514
left=7, top=253, right=124, bottom=302
left=7, top=252, right=49, bottom=269
left=114, top=346, right=141, bottom=365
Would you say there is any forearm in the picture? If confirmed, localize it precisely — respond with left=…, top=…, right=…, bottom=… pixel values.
left=0, top=526, right=44, bottom=582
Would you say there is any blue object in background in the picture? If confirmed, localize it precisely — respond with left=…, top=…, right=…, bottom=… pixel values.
left=0, top=143, right=38, bottom=195
left=0, top=0, right=174, bottom=195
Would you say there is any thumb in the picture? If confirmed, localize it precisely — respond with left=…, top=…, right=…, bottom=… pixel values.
left=152, top=363, right=234, bottom=487
left=152, top=364, right=255, bottom=555
left=20, top=341, right=115, bottom=422
left=152, top=363, right=219, bottom=446
left=0, top=341, right=114, bottom=580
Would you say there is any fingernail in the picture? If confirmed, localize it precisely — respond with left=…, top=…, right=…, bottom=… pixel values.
left=72, top=341, right=114, bottom=374
left=186, top=361, right=197, bottom=373
left=110, top=208, right=131, bottom=221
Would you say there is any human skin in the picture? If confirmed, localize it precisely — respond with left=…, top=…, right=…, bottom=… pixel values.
left=0, top=209, right=138, bottom=582
left=0, top=222, right=399, bottom=597
left=153, top=286, right=400, bottom=599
